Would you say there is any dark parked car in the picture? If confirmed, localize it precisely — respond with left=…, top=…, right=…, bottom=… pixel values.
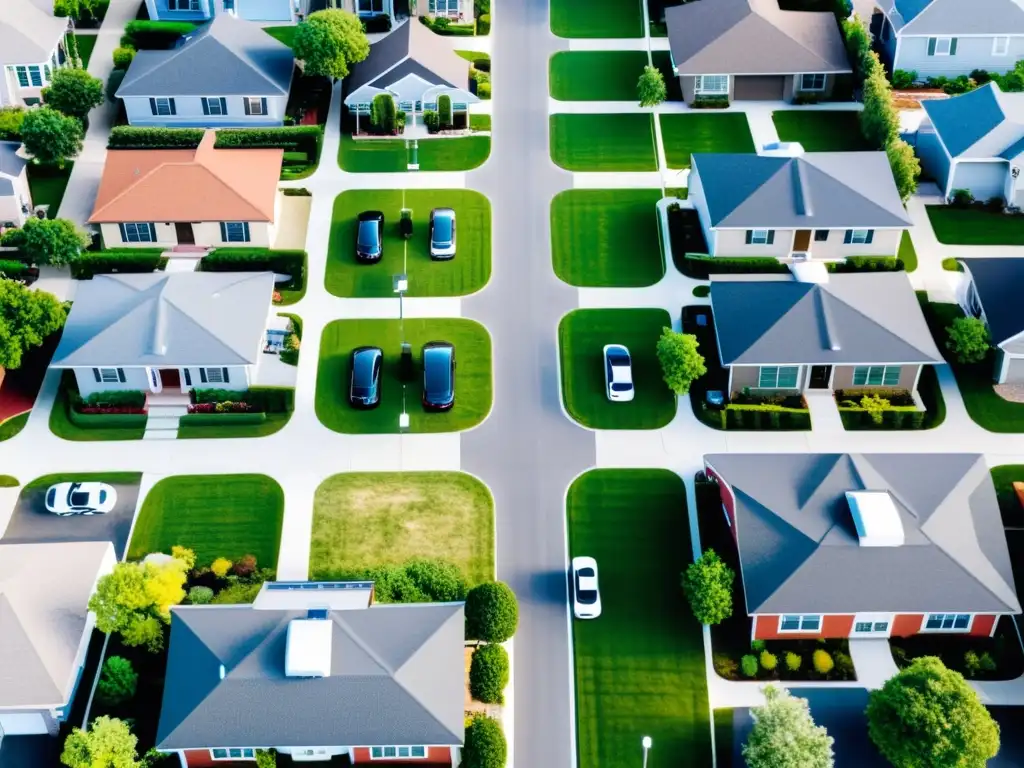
left=422, top=341, right=455, bottom=411
left=356, top=210, right=384, bottom=263
left=349, top=346, right=382, bottom=408
left=429, top=207, right=456, bottom=260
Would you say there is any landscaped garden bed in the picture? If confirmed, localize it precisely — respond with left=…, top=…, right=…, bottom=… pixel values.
left=551, top=189, right=664, bottom=287
left=326, top=189, right=491, bottom=297
left=771, top=110, right=873, bottom=152
left=49, top=372, right=147, bottom=441
left=890, top=623, right=1024, bottom=681
left=695, top=477, right=856, bottom=682
left=550, top=0, right=643, bottom=38
left=558, top=308, right=677, bottom=429
left=549, top=114, right=657, bottom=171
left=659, top=113, right=756, bottom=169
left=315, top=318, right=492, bottom=434
left=835, top=368, right=945, bottom=430
left=568, top=468, right=711, bottom=767
left=926, top=204, right=1024, bottom=246
left=176, top=385, right=294, bottom=439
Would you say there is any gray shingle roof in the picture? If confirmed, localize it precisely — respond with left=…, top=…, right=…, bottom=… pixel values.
left=710, top=272, right=943, bottom=365
left=51, top=272, right=275, bottom=368
left=704, top=453, right=1021, bottom=615
left=923, top=83, right=1024, bottom=159
left=0, top=2, right=68, bottom=65
left=116, top=14, right=293, bottom=98
left=692, top=152, right=911, bottom=229
left=880, top=0, right=1024, bottom=36
left=345, top=19, right=470, bottom=94
left=0, top=141, right=27, bottom=179
left=666, top=0, right=850, bottom=75
left=156, top=602, right=465, bottom=750
left=961, top=257, right=1024, bottom=347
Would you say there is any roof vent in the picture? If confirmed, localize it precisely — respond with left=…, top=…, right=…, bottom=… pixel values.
left=846, top=491, right=905, bottom=547
left=219, top=664, right=226, bottom=680
left=285, top=618, right=332, bottom=678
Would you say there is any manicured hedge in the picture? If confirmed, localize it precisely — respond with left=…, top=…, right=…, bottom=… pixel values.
left=191, top=386, right=294, bottom=413
left=108, top=126, right=204, bottom=149
left=827, top=256, right=904, bottom=273
left=0, top=260, right=29, bottom=277
left=68, top=410, right=148, bottom=429
left=681, top=254, right=789, bottom=279
left=215, top=126, right=321, bottom=158
left=71, top=250, right=166, bottom=279
left=178, top=412, right=267, bottom=427
left=200, top=248, right=305, bottom=281
left=121, top=20, right=197, bottom=50
left=839, top=407, right=925, bottom=430
left=700, top=404, right=811, bottom=431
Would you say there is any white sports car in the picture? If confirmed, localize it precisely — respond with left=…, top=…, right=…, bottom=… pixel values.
left=603, top=344, right=634, bottom=402
left=45, top=482, right=117, bottom=516
left=571, top=556, right=602, bottom=620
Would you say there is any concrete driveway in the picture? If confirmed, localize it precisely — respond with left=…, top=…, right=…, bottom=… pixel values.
left=1, top=476, right=142, bottom=558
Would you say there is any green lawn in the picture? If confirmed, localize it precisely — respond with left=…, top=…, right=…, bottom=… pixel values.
left=559, top=308, right=677, bottom=429
left=771, top=111, right=873, bottom=151
left=0, top=412, right=28, bottom=442
left=568, top=469, right=711, bottom=768
left=899, top=231, right=918, bottom=272
left=926, top=206, right=1024, bottom=245
left=550, top=114, right=657, bottom=171
left=176, top=412, right=292, bottom=440
left=310, top=472, right=494, bottom=584
left=315, top=318, right=492, bottom=434
left=74, top=33, right=98, bottom=68
left=263, top=26, right=296, bottom=48
left=456, top=50, right=489, bottom=63
left=326, top=189, right=491, bottom=297
left=27, top=163, right=73, bottom=216
left=551, top=0, right=643, bottom=37
left=49, top=382, right=146, bottom=442
left=127, top=474, right=284, bottom=567
left=338, top=134, right=490, bottom=172
left=549, top=51, right=681, bottom=101
left=660, top=113, right=756, bottom=169
left=551, top=189, right=664, bottom=287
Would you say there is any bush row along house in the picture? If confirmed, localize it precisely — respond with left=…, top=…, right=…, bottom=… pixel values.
left=143, top=0, right=468, bottom=24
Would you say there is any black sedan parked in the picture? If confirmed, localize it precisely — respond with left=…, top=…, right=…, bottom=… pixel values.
left=349, top=346, right=382, bottom=408
left=422, top=341, right=455, bottom=411
left=356, top=210, right=384, bottom=263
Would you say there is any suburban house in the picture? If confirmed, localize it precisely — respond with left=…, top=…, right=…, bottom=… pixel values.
left=0, top=141, right=32, bottom=228
left=710, top=271, right=943, bottom=395
left=343, top=19, right=479, bottom=132
left=144, top=0, right=305, bottom=23
left=665, top=0, right=851, bottom=103
left=689, top=152, right=912, bottom=260
left=916, top=82, right=1024, bottom=205
left=88, top=130, right=284, bottom=249
left=0, top=542, right=116, bottom=739
left=873, top=0, right=1024, bottom=78
left=154, top=581, right=465, bottom=766
left=116, top=14, right=294, bottom=128
left=0, top=2, right=71, bottom=107
left=49, top=271, right=277, bottom=397
left=959, top=257, right=1024, bottom=382
left=702, top=453, right=1021, bottom=640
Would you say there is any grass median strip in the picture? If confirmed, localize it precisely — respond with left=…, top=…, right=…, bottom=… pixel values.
left=338, top=134, right=490, bottom=172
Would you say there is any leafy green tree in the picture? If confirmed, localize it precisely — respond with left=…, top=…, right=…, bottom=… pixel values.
left=946, top=316, right=990, bottom=364
left=20, top=107, right=83, bottom=167
left=859, top=55, right=899, bottom=148
left=0, top=280, right=66, bottom=370
left=867, top=656, right=999, bottom=768
left=255, top=750, right=277, bottom=768
left=42, top=68, right=104, bottom=120
left=112, top=46, right=136, bottom=70
left=469, top=643, right=510, bottom=704
left=465, top=582, right=519, bottom=643
left=2, top=217, right=90, bottom=266
left=293, top=9, right=370, bottom=80
left=638, top=65, right=667, bottom=107
left=95, top=656, right=138, bottom=707
left=656, top=327, right=706, bottom=395
left=61, top=716, right=142, bottom=768
left=462, top=715, right=507, bottom=768
left=681, top=549, right=734, bottom=625
left=371, top=93, right=397, bottom=134
left=841, top=15, right=873, bottom=83
left=886, top=137, right=921, bottom=201
left=0, top=106, right=26, bottom=140
left=743, top=686, right=834, bottom=768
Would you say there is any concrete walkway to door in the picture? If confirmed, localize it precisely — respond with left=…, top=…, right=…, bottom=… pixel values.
left=805, top=390, right=845, bottom=433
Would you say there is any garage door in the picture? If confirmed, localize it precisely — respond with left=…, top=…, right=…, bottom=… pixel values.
left=1005, top=355, right=1024, bottom=383
left=0, top=713, right=48, bottom=735
left=733, top=76, right=786, bottom=100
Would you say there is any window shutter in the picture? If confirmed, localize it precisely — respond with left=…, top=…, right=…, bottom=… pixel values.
left=950, top=38, right=957, bottom=55
left=766, top=230, right=775, bottom=245
left=843, top=230, right=853, bottom=244
left=93, top=368, right=101, bottom=382
left=219, top=223, right=227, bottom=241
left=118, top=223, right=128, bottom=242
left=183, top=369, right=191, bottom=386
left=260, top=98, right=267, bottom=115
left=220, top=97, right=227, bottom=114
left=149, top=97, right=158, bottom=115
left=745, top=230, right=752, bottom=244
left=927, top=38, right=936, bottom=56
left=199, top=368, right=207, bottom=384
left=244, top=98, right=251, bottom=116
left=865, top=230, right=874, bottom=244
left=202, top=98, right=210, bottom=115
left=117, top=368, right=126, bottom=383
left=222, top=367, right=230, bottom=383
left=242, top=222, right=250, bottom=241
left=169, top=98, right=176, bottom=115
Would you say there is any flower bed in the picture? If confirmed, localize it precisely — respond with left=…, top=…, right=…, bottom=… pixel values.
left=890, top=623, right=1024, bottom=681
left=835, top=367, right=945, bottom=431
left=71, top=390, right=147, bottom=415
left=187, top=401, right=253, bottom=414
left=189, top=386, right=295, bottom=414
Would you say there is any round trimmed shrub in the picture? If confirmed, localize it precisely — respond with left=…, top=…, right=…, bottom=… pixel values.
left=834, top=651, right=855, bottom=678
left=188, top=586, right=213, bottom=605
left=759, top=650, right=778, bottom=671
left=741, top=654, right=758, bottom=678
left=469, top=643, right=510, bottom=704
left=785, top=652, right=802, bottom=672
left=465, top=582, right=518, bottom=643
left=477, top=82, right=491, bottom=99
left=813, top=649, right=834, bottom=675
left=462, top=714, right=506, bottom=768
left=95, top=656, right=137, bottom=707
left=692, top=284, right=710, bottom=298
left=112, top=46, right=135, bottom=69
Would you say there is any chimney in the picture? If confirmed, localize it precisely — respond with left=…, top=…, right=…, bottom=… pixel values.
left=285, top=617, right=332, bottom=678
left=845, top=491, right=905, bottom=547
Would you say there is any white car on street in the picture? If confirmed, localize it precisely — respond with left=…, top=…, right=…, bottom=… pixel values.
left=45, top=482, right=117, bottom=516
left=571, top=556, right=602, bottom=619
left=603, top=344, right=634, bottom=402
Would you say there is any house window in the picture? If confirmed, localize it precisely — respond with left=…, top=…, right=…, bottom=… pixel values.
left=119, top=222, right=156, bottom=243
left=747, top=229, right=774, bottom=245
left=94, top=367, right=126, bottom=383
left=210, top=748, right=256, bottom=760
left=151, top=97, right=176, bottom=116
left=14, top=66, right=44, bottom=87
left=220, top=222, right=250, bottom=243
left=814, top=230, right=829, bottom=242
left=758, top=366, right=800, bottom=389
left=779, top=615, right=822, bottom=632
left=852, top=366, right=901, bottom=386
left=928, top=37, right=956, bottom=56
left=358, top=0, right=385, bottom=11
left=202, top=97, right=227, bottom=115
left=200, top=367, right=230, bottom=384
left=244, top=97, right=267, bottom=116
left=844, top=229, right=873, bottom=245
left=428, top=0, right=459, bottom=15
left=168, top=0, right=201, bottom=9
left=694, top=75, right=729, bottom=95
left=994, top=36, right=1011, bottom=56
left=370, top=746, right=428, bottom=760
left=923, top=613, right=971, bottom=631
left=800, top=73, right=826, bottom=91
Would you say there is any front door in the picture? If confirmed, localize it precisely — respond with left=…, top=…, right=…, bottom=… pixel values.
left=793, top=230, right=811, bottom=252
left=174, top=222, right=195, bottom=245
left=851, top=613, right=894, bottom=638
left=809, top=365, right=832, bottom=389
left=159, top=368, right=181, bottom=390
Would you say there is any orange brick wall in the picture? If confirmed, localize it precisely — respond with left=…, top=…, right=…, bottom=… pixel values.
left=351, top=747, right=452, bottom=764
left=183, top=751, right=251, bottom=768
left=754, top=614, right=855, bottom=639
left=970, top=614, right=998, bottom=637
left=891, top=614, right=924, bottom=637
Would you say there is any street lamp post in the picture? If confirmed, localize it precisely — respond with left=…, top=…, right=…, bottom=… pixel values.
left=642, top=736, right=652, bottom=768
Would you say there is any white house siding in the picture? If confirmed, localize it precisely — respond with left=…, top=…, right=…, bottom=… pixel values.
left=145, top=0, right=213, bottom=21
left=807, top=228, right=903, bottom=259
left=711, top=228, right=793, bottom=258
left=122, top=95, right=288, bottom=128
left=688, top=168, right=719, bottom=253
left=0, top=169, right=32, bottom=226
left=2, top=41, right=69, bottom=108
left=950, top=161, right=1008, bottom=202
left=72, top=366, right=151, bottom=398
left=230, top=0, right=295, bottom=21
left=100, top=221, right=273, bottom=248
left=729, top=365, right=806, bottom=393
left=915, top=128, right=952, bottom=192
left=896, top=35, right=1024, bottom=78
left=181, top=365, right=251, bottom=392
left=0, top=713, right=50, bottom=735
left=832, top=364, right=921, bottom=391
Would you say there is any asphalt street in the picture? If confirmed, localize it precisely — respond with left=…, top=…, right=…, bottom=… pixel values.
left=462, top=3, right=593, bottom=767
